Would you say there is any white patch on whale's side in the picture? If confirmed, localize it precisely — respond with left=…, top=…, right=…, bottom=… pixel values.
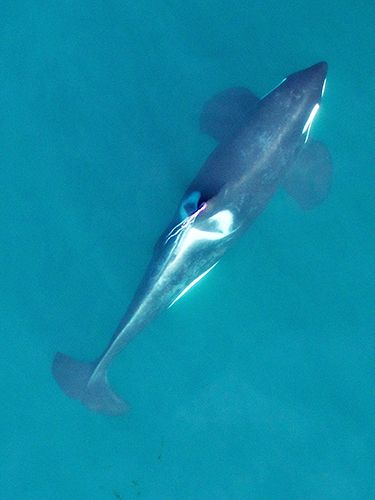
left=321, top=78, right=327, bottom=97
left=168, top=210, right=234, bottom=307
left=302, top=103, right=320, bottom=142
left=168, top=262, right=218, bottom=308
left=177, top=209, right=235, bottom=256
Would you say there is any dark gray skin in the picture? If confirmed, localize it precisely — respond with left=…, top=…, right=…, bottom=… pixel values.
left=53, top=62, right=329, bottom=415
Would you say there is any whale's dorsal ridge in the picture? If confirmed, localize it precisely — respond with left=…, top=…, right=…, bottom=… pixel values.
left=200, top=87, right=259, bottom=142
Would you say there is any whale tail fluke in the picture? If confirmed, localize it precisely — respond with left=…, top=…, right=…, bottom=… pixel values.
left=52, top=352, right=129, bottom=416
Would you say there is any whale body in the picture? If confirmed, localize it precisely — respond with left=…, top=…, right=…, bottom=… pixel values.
left=52, top=62, right=332, bottom=415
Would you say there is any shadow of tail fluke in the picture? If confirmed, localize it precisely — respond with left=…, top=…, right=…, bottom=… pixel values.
left=52, top=352, right=129, bottom=416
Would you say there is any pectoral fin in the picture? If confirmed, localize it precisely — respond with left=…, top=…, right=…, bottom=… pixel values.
left=283, top=140, right=333, bottom=210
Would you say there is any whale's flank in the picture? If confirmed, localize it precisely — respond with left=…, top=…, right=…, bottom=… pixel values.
left=52, top=352, right=128, bottom=415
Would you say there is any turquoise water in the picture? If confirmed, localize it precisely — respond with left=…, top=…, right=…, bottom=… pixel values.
left=1, top=1, right=374, bottom=498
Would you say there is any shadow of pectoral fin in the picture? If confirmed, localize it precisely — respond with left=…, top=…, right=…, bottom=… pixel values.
left=282, top=140, right=333, bottom=210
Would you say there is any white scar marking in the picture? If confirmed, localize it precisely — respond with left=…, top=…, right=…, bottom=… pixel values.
left=165, top=202, right=207, bottom=244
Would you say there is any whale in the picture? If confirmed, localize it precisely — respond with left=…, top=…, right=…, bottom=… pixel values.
left=52, top=62, right=332, bottom=415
